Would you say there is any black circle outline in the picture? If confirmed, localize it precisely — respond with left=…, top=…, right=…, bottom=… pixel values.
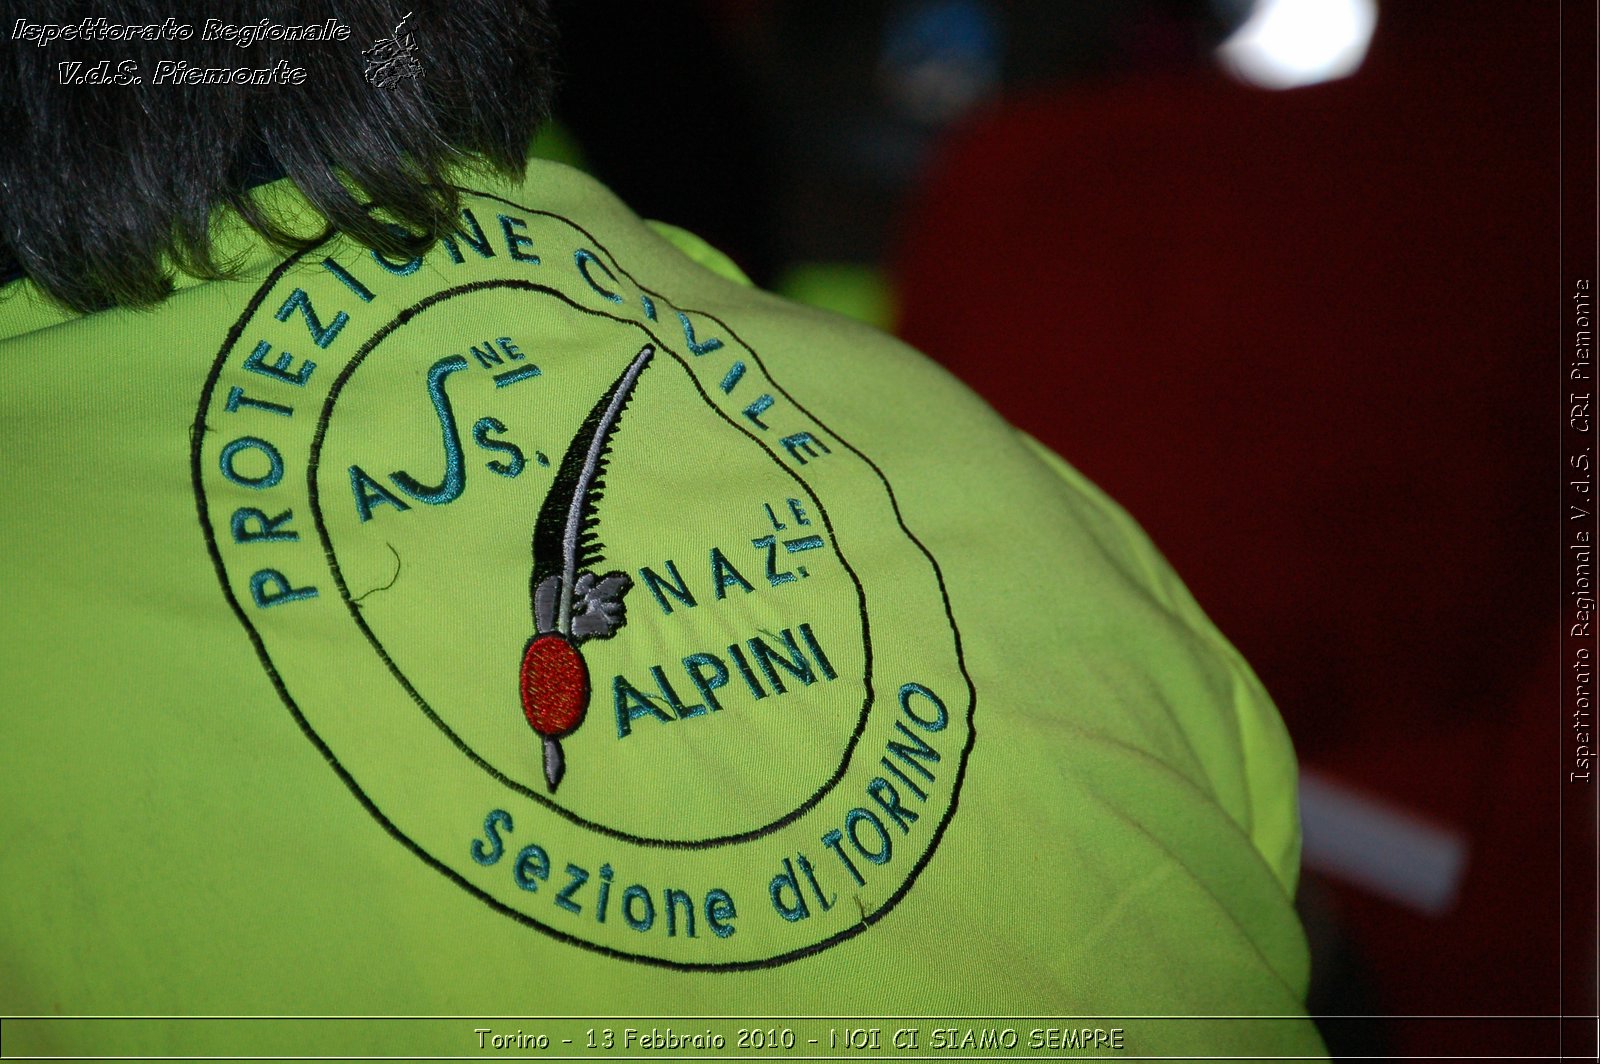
left=190, top=195, right=978, bottom=971
left=308, top=280, right=875, bottom=846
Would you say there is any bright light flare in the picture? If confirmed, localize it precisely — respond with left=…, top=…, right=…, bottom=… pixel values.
left=1219, top=0, right=1378, bottom=90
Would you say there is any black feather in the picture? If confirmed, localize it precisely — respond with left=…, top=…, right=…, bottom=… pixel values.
left=528, top=346, right=654, bottom=618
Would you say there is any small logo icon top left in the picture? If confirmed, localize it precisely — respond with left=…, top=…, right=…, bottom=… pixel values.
left=363, top=11, right=422, bottom=88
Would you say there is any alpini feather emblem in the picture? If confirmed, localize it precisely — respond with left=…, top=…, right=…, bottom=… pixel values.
left=519, top=344, right=654, bottom=791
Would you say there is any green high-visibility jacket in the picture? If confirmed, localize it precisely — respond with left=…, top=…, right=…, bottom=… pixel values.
left=0, top=159, right=1325, bottom=1059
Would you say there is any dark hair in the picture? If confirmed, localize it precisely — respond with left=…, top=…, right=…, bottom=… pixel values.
left=0, top=1, right=557, bottom=310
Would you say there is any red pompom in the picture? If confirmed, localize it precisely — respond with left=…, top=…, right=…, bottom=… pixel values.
left=520, top=633, right=589, bottom=738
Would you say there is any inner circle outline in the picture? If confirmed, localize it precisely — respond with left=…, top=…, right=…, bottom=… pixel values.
left=306, top=279, right=877, bottom=848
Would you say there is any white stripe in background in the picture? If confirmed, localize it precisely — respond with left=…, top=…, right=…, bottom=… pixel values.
left=1298, top=768, right=1470, bottom=916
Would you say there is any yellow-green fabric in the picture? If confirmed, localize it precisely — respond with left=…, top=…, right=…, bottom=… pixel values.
left=0, top=158, right=1324, bottom=1059
left=645, top=220, right=754, bottom=288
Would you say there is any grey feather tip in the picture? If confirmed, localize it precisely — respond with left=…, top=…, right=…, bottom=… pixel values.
left=543, top=736, right=565, bottom=792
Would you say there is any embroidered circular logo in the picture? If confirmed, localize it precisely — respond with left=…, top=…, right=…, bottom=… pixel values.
left=192, top=190, right=974, bottom=969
